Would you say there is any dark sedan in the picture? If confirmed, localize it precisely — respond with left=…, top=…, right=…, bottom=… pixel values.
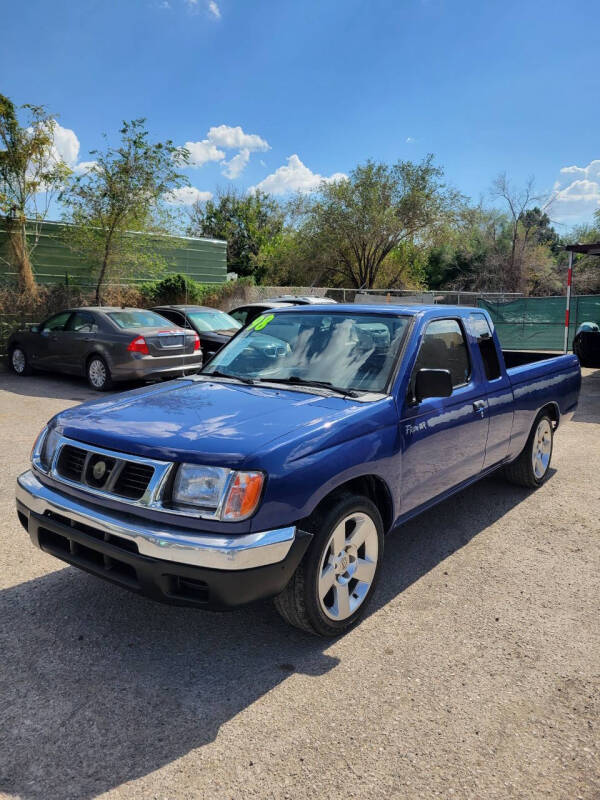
left=151, top=305, right=241, bottom=360
left=8, top=307, right=203, bottom=390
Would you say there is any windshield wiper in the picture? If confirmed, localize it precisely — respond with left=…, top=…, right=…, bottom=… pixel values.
left=203, top=369, right=256, bottom=385
left=256, top=375, right=360, bottom=398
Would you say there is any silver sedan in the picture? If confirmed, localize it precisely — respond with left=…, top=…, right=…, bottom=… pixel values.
left=7, top=307, right=203, bottom=390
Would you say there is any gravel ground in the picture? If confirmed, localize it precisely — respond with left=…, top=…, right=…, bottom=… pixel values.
left=0, top=368, right=598, bottom=800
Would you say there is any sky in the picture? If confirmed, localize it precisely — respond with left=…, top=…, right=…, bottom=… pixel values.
left=2, top=0, right=600, bottom=229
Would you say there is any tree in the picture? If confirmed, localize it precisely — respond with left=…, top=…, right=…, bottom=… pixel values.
left=187, top=188, right=284, bottom=281
left=294, top=157, right=458, bottom=289
left=0, top=94, right=70, bottom=293
left=61, top=119, right=188, bottom=304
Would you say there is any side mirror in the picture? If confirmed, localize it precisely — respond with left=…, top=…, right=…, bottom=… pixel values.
left=414, top=368, right=453, bottom=403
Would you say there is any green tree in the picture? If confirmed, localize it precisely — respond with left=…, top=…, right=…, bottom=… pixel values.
left=295, top=157, right=458, bottom=289
left=0, top=94, right=71, bottom=293
left=61, top=119, right=188, bottom=304
left=187, top=188, right=284, bottom=281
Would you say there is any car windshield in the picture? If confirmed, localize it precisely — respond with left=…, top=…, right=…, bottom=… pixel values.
left=108, top=310, right=174, bottom=329
left=187, top=310, right=242, bottom=332
left=202, top=311, right=411, bottom=394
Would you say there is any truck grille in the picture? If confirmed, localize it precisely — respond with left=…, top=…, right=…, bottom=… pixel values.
left=56, top=443, right=155, bottom=501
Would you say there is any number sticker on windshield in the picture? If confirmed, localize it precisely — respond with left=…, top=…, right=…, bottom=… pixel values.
left=249, top=313, right=274, bottom=331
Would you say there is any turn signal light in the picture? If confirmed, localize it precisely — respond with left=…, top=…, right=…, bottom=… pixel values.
left=222, top=472, right=264, bottom=520
left=127, top=335, right=150, bottom=355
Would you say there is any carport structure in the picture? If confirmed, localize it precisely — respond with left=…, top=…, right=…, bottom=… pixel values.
left=563, top=241, right=600, bottom=352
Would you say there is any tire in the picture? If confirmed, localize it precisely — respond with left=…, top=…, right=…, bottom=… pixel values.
left=504, top=413, right=554, bottom=489
left=9, top=346, right=32, bottom=376
left=86, top=355, right=113, bottom=391
left=274, top=493, right=384, bottom=637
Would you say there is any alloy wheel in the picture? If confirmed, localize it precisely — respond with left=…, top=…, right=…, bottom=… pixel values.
left=317, top=511, right=379, bottom=621
left=532, top=418, right=552, bottom=479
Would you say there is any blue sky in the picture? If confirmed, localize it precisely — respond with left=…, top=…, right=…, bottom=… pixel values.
left=2, top=0, right=599, bottom=227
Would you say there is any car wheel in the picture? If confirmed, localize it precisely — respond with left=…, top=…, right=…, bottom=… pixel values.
left=504, top=413, right=554, bottom=489
left=87, top=355, right=113, bottom=391
left=274, top=493, right=384, bottom=637
left=10, top=346, right=32, bottom=376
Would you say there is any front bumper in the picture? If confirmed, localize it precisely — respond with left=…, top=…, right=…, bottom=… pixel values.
left=16, top=470, right=311, bottom=609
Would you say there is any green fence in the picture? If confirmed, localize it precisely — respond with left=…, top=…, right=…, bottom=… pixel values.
left=479, top=296, right=600, bottom=351
left=0, top=220, right=227, bottom=286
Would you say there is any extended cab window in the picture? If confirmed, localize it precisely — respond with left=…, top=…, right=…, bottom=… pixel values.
left=412, top=318, right=471, bottom=390
left=469, top=313, right=501, bottom=381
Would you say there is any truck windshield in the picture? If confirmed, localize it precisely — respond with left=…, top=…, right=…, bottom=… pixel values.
left=202, top=311, right=411, bottom=394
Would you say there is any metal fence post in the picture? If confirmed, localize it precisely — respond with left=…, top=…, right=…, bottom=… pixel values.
left=563, top=251, right=573, bottom=353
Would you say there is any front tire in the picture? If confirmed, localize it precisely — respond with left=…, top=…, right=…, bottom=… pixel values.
left=274, top=493, right=384, bottom=637
left=87, top=355, right=113, bottom=391
left=504, top=413, right=554, bottom=488
left=9, top=346, right=32, bottom=376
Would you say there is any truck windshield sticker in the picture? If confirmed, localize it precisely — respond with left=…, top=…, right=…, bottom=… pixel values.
left=249, top=314, right=275, bottom=331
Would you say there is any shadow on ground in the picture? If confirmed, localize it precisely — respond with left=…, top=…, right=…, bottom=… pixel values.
left=0, top=369, right=163, bottom=403
left=0, top=471, right=540, bottom=800
left=572, top=368, right=600, bottom=424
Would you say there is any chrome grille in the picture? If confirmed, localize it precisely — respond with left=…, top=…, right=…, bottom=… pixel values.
left=113, top=462, right=156, bottom=500
left=48, top=436, right=169, bottom=504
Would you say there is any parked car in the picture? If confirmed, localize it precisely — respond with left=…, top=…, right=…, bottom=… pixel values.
left=573, top=321, right=600, bottom=367
left=263, top=295, right=338, bottom=305
left=228, top=301, right=295, bottom=327
left=151, top=305, right=241, bottom=360
left=7, top=307, right=202, bottom=391
left=16, top=305, right=580, bottom=636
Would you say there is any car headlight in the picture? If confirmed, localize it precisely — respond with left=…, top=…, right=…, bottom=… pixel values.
left=172, top=464, right=264, bottom=521
left=31, top=425, right=61, bottom=472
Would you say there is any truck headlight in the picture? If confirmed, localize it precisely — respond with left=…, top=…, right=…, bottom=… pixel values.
left=172, top=465, right=264, bottom=521
left=31, top=425, right=61, bottom=472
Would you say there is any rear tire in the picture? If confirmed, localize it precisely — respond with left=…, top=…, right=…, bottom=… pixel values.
left=274, top=493, right=384, bottom=637
left=504, top=413, right=554, bottom=489
left=9, top=346, right=32, bottom=376
left=87, top=355, right=113, bottom=391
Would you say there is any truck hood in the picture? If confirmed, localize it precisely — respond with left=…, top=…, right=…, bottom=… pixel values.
left=54, top=377, right=383, bottom=468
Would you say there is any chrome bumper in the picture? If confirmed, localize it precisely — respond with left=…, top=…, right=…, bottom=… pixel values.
left=16, top=470, right=296, bottom=571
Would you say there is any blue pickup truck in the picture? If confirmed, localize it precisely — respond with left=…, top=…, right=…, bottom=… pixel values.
left=16, top=305, right=580, bottom=636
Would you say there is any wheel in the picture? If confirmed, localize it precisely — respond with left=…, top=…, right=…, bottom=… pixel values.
left=274, top=493, right=384, bottom=637
left=504, top=413, right=554, bottom=489
left=9, top=346, right=32, bottom=376
left=86, top=355, right=113, bottom=391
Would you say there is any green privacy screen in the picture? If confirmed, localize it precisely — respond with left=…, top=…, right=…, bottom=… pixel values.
left=479, top=296, right=600, bottom=351
left=0, top=220, right=227, bottom=286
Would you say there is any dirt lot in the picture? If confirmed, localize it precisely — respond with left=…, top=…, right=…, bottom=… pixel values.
left=0, top=368, right=598, bottom=800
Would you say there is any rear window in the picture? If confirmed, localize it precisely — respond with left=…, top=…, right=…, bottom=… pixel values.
left=107, top=310, right=174, bottom=329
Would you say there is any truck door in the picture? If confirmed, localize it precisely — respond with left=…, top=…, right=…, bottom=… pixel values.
left=399, top=317, right=490, bottom=514
left=467, top=313, right=514, bottom=469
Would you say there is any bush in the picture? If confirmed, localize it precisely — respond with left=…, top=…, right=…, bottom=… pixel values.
left=140, top=273, right=254, bottom=308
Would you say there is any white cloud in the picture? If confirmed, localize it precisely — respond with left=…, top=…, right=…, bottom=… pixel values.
left=164, top=186, right=213, bottom=205
left=51, top=123, right=80, bottom=165
left=72, top=160, right=98, bottom=176
left=184, top=139, right=225, bottom=167
left=207, top=124, right=269, bottom=152
left=549, top=160, right=600, bottom=222
left=221, top=147, right=250, bottom=179
left=406, top=136, right=416, bottom=144
left=208, top=0, right=221, bottom=18
left=250, top=154, right=347, bottom=195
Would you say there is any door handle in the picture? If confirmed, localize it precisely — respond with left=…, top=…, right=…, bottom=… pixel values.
left=473, top=400, right=486, bottom=415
